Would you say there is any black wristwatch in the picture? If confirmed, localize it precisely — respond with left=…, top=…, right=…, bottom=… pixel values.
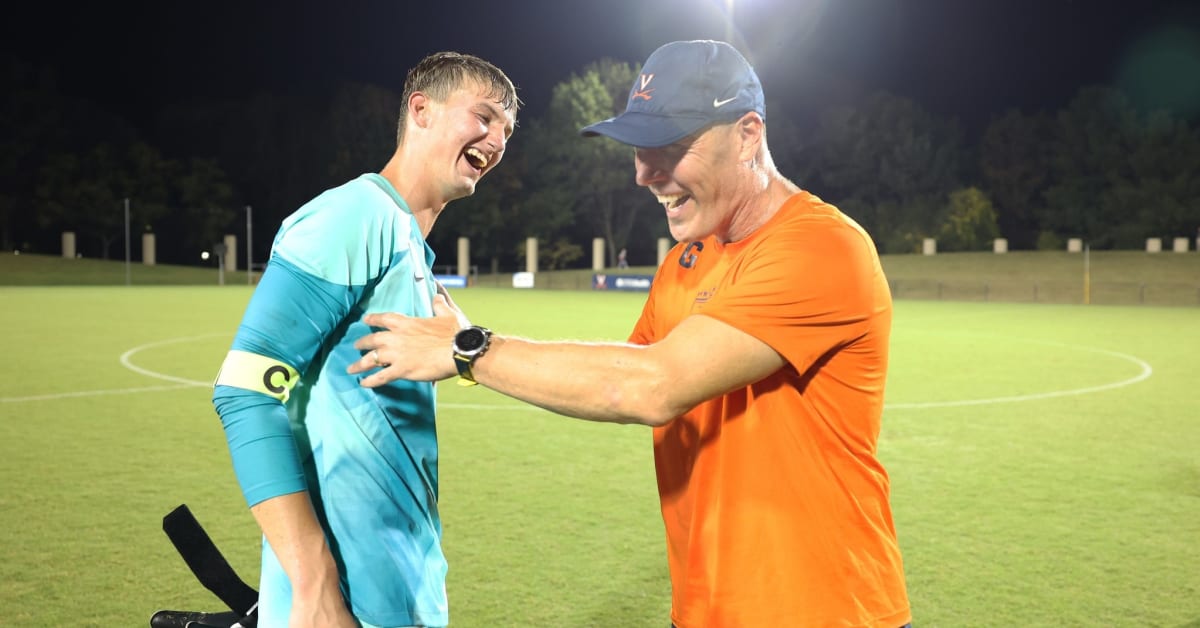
left=452, top=326, right=492, bottom=387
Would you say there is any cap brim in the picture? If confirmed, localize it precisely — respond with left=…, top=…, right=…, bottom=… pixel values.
left=579, top=112, right=712, bottom=148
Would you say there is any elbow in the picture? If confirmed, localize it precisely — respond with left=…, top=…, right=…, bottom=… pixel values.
left=642, top=396, right=693, bottom=427
left=639, top=409, right=678, bottom=428
left=622, top=374, right=689, bottom=428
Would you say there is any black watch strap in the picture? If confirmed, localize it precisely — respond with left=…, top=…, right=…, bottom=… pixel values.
left=454, top=352, right=479, bottom=387
left=453, top=326, right=492, bottom=387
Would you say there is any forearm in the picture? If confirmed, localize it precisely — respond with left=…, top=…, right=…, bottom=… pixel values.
left=215, top=395, right=342, bottom=600
left=251, top=492, right=343, bottom=600
left=470, top=335, right=685, bottom=426
left=350, top=308, right=781, bottom=425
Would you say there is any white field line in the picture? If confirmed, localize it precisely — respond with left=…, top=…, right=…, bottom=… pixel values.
left=0, top=334, right=222, bottom=403
left=0, top=384, right=199, bottom=403
left=884, top=345, right=1153, bottom=409
left=1, top=336, right=1153, bottom=409
left=117, top=333, right=228, bottom=387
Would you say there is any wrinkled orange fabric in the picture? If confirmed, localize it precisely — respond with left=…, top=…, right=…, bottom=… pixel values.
left=630, top=191, right=911, bottom=628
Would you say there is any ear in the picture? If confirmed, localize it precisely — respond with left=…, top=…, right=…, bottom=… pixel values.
left=735, top=112, right=764, bottom=162
left=409, top=92, right=433, bottom=129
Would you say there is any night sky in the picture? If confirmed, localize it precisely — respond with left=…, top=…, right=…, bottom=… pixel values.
left=5, top=0, right=1200, bottom=134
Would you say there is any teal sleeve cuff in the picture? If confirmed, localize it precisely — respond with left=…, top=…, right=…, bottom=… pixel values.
left=213, top=385, right=307, bottom=507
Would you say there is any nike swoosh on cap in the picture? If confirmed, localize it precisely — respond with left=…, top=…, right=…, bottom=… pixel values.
left=713, top=96, right=737, bottom=107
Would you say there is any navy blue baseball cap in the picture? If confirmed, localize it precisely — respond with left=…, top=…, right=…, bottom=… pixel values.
left=580, top=40, right=765, bottom=148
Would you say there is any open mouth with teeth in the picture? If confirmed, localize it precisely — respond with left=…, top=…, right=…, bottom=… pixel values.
left=657, top=193, right=692, bottom=209
left=464, top=147, right=488, bottom=172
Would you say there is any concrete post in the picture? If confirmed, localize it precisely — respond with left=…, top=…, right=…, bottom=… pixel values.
left=592, top=237, right=605, bottom=270
left=993, top=238, right=1008, bottom=254
left=922, top=238, right=936, bottom=256
left=223, top=234, right=238, bottom=271
left=62, top=232, right=76, bottom=259
left=142, top=233, right=156, bottom=266
left=525, top=237, right=538, bottom=273
left=457, top=237, right=470, bottom=277
left=657, top=238, right=670, bottom=267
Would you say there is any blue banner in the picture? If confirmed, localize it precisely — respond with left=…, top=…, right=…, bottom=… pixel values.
left=592, top=273, right=653, bottom=292
left=435, top=274, right=468, bottom=288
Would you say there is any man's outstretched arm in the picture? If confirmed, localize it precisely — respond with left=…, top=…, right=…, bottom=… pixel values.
left=348, top=294, right=785, bottom=426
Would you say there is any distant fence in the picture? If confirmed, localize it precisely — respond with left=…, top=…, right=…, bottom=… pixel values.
left=459, top=273, right=1200, bottom=306
left=890, top=279, right=1200, bottom=306
left=470, top=271, right=598, bottom=290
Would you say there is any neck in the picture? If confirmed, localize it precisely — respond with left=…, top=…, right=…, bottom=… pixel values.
left=723, top=172, right=800, bottom=243
left=379, top=149, right=445, bottom=238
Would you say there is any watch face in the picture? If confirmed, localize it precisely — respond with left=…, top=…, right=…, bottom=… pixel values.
left=456, top=327, right=487, bottom=352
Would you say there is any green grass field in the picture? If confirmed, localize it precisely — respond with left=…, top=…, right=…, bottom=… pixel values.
left=2, top=280, right=1199, bottom=625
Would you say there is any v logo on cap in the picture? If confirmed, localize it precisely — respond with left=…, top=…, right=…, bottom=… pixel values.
left=633, top=73, right=655, bottom=101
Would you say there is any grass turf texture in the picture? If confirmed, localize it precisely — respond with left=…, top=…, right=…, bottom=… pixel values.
left=1, top=286, right=1198, bottom=626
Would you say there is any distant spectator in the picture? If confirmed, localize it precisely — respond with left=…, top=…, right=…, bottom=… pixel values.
left=617, top=247, right=629, bottom=268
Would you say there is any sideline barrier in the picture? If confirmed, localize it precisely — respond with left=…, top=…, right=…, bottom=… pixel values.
left=435, top=274, right=468, bottom=288
left=888, top=278, right=1200, bottom=306
left=512, top=271, right=535, bottom=288
left=593, top=273, right=654, bottom=291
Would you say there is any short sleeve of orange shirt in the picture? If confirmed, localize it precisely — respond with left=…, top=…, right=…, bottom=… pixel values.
left=630, top=191, right=911, bottom=628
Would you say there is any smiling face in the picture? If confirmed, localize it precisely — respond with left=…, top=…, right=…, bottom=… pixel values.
left=393, top=52, right=520, bottom=211
left=421, top=80, right=516, bottom=202
left=634, top=121, right=748, bottom=243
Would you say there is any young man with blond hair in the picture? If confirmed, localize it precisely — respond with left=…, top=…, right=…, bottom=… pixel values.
left=212, top=51, right=518, bottom=628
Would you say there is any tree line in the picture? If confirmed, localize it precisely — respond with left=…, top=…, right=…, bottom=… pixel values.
left=3, top=54, right=1198, bottom=270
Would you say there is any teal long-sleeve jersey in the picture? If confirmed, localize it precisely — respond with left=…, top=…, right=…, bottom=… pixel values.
left=212, top=173, right=447, bottom=628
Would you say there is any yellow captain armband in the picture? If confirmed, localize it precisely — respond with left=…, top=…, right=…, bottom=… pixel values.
left=214, top=350, right=301, bottom=402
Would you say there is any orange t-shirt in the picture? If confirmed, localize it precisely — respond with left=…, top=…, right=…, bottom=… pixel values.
left=629, top=191, right=911, bottom=627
